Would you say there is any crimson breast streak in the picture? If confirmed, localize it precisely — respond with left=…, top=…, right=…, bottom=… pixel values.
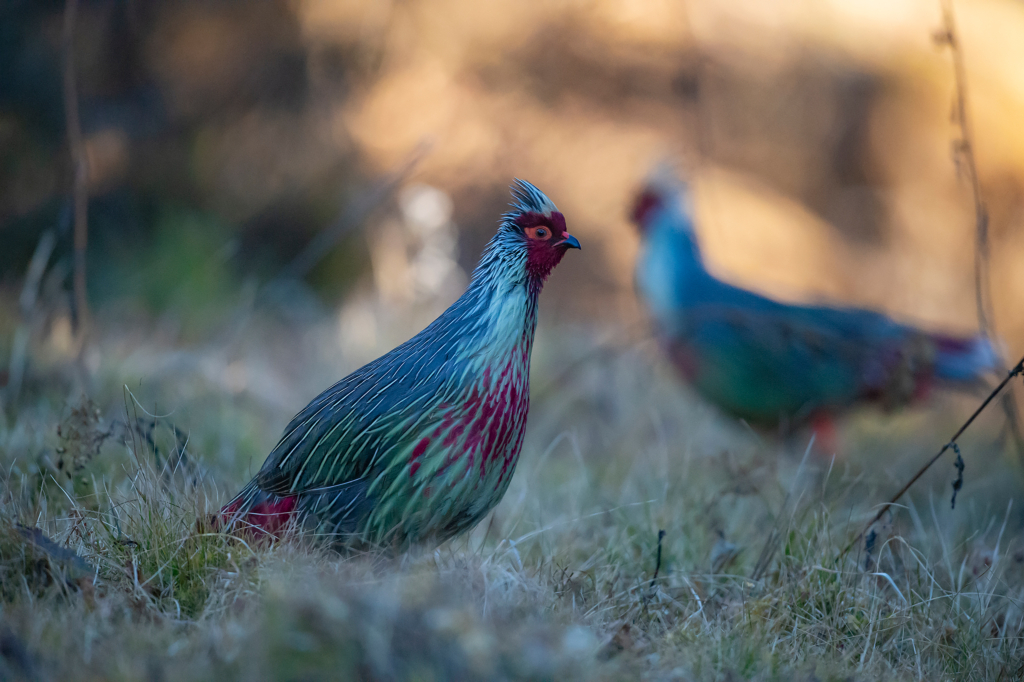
left=409, top=341, right=530, bottom=491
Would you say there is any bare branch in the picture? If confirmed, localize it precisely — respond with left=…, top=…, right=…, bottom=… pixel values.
left=938, top=0, right=1024, bottom=459
left=62, top=0, right=89, bottom=339
left=273, top=142, right=431, bottom=285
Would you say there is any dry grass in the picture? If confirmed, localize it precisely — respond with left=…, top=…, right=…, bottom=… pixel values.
left=2, top=313, right=1024, bottom=681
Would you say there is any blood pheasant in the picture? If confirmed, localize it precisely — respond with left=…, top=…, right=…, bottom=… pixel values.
left=220, top=180, right=580, bottom=546
left=631, top=172, right=996, bottom=439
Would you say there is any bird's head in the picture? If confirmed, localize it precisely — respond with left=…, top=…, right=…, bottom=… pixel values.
left=630, top=166, right=692, bottom=236
left=631, top=189, right=664, bottom=231
left=485, top=180, right=580, bottom=284
left=630, top=167, right=704, bottom=276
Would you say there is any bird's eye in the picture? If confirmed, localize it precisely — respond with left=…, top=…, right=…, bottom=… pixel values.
left=526, top=226, right=551, bottom=240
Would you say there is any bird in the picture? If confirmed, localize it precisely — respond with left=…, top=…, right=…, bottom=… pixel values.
left=631, top=170, right=997, bottom=444
left=217, top=180, right=580, bottom=547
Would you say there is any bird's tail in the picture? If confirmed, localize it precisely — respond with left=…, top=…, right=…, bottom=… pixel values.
left=209, top=480, right=298, bottom=538
left=931, top=333, right=1000, bottom=383
left=206, top=478, right=370, bottom=541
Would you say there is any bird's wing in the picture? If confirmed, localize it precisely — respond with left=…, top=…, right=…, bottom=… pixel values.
left=255, top=336, right=465, bottom=497
left=294, top=478, right=374, bottom=536
left=673, top=298, right=908, bottom=421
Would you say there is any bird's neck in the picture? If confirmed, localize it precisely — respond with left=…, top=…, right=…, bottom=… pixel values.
left=638, top=218, right=708, bottom=322
left=446, top=236, right=539, bottom=361
left=467, top=272, right=541, bottom=369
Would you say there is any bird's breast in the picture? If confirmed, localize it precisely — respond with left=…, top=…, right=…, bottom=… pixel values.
left=432, top=345, right=531, bottom=485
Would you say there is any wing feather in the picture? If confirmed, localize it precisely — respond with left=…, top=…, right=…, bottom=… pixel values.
left=255, top=320, right=475, bottom=497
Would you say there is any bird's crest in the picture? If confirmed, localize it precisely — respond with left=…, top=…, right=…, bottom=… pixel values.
left=509, top=179, right=558, bottom=218
left=633, top=164, right=694, bottom=232
left=645, top=163, right=688, bottom=201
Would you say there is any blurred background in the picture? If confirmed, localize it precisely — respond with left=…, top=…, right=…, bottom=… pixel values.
left=7, top=5, right=1024, bottom=676
left=2, top=0, right=1024, bottom=474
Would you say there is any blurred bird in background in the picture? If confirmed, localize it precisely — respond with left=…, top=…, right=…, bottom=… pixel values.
left=218, top=180, right=580, bottom=546
left=631, top=169, right=998, bottom=451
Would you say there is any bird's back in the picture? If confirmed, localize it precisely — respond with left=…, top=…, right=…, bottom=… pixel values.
left=257, top=305, right=484, bottom=497
left=665, top=281, right=919, bottom=425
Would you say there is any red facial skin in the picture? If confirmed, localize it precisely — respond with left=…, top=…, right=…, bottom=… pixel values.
left=631, top=190, right=663, bottom=230
left=515, top=211, right=578, bottom=281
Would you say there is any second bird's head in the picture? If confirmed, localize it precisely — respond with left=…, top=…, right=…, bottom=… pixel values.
left=629, top=168, right=703, bottom=265
left=484, top=180, right=580, bottom=284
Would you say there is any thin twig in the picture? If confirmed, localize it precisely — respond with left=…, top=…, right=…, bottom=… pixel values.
left=5, top=230, right=56, bottom=405
left=62, top=0, right=89, bottom=338
left=271, top=142, right=430, bottom=285
left=531, top=327, right=653, bottom=404
left=18, top=230, right=57, bottom=317
left=936, top=0, right=989, bottom=335
left=949, top=443, right=964, bottom=509
left=649, top=529, right=666, bottom=590
left=936, top=0, right=1024, bottom=460
left=840, top=355, right=1024, bottom=560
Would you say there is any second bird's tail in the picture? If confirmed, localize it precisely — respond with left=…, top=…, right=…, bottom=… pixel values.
left=931, top=334, right=1000, bottom=383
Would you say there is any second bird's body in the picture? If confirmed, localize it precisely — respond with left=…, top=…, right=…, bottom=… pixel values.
left=632, top=174, right=996, bottom=433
